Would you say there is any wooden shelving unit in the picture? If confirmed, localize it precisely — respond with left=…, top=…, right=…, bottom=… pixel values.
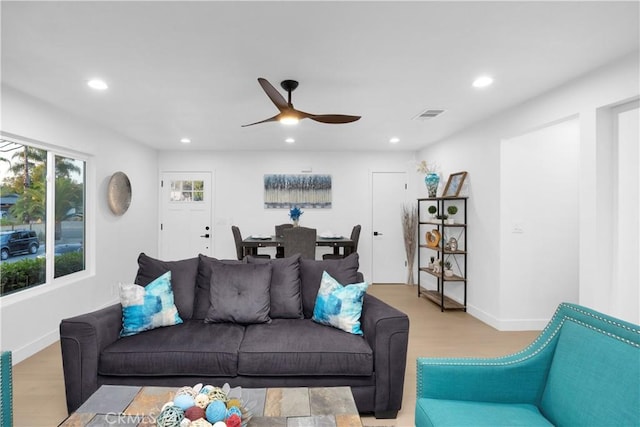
left=417, top=197, right=468, bottom=311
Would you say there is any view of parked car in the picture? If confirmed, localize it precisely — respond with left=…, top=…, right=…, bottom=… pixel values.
left=0, top=230, right=40, bottom=260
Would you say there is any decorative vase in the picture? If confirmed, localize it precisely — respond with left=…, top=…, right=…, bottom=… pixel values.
left=292, top=219, right=299, bottom=227
left=424, top=173, right=439, bottom=198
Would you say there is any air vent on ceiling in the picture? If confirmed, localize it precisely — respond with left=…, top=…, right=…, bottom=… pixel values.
left=413, top=109, right=446, bottom=120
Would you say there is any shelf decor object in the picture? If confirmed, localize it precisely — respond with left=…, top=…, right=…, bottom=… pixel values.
left=107, top=171, right=132, bottom=216
left=442, top=171, right=468, bottom=198
left=417, top=196, right=468, bottom=311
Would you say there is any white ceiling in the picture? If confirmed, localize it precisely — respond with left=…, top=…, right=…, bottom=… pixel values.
left=2, top=1, right=638, bottom=152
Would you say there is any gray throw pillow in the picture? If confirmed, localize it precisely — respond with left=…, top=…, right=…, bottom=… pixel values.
left=205, top=260, right=273, bottom=324
left=299, top=253, right=360, bottom=318
left=194, top=255, right=242, bottom=319
left=135, top=253, right=199, bottom=320
left=247, top=254, right=303, bottom=319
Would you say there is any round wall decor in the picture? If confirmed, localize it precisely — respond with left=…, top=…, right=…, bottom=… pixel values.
left=107, top=171, right=132, bottom=216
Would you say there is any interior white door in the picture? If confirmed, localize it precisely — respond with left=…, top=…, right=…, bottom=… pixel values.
left=371, top=171, right=408, bottom=283
left=159, top=172, right=213, bottom=260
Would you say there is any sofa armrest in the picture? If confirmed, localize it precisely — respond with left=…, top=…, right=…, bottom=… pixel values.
left=361, top=293, right=409, bottom=418
left=59, top=303, right=122, bottom=413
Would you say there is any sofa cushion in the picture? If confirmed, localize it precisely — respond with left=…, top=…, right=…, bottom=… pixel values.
left=135, top=253, right=199, bottom=320
left=312, top=271, right=368, bottom=335
left=415, top=398, right=553, bottom=427
left=299, top=253, right=360, bottom=318
left=238, top=318, right=373, bottom=377
left=205, top=261, right=272, bottom=324
left=100, top=320, right=244, bottom=377
left=540, top=320, right=640, bottom=426
left=246, top=254, right=303, bottom=319
left=119, top=271, right=183, bottom=337
left=193, top=255, right=242, bottom=319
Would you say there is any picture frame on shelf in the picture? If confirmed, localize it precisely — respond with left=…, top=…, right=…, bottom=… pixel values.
left=443, top=171, right=468, bottom=197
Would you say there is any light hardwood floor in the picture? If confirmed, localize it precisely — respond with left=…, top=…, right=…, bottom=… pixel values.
left=12, top=284, right=540, bottom=427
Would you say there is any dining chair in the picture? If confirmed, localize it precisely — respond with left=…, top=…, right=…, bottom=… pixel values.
left=232, top=225, right=270, bottom=260
left=274, top=223, right=294, bottom=258
left=1, top=351, right=12, bottom=427
left=283, top=226, right=317, bottom=260
left=322, top=224, right=361, bottom=260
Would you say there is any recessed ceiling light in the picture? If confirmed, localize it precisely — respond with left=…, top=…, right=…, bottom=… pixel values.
left=472, top=75, right=494, bottom=88
left=87, top=79, right=108, bottom=90
left=285, top=138, right=295, bottom=144
left=389, top=137, right=400, bottom=144
left=180, top=138, right=191, bottom=144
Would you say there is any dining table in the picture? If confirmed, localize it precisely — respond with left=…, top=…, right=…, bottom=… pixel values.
left=242, top=234, right=355, bottom=258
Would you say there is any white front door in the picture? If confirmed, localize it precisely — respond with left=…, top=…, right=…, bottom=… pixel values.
left=371, top=171, right=408, bottom=283
left=159, top=172, right=213, bottom=260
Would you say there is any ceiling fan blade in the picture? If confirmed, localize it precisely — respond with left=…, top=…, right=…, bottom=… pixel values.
left=306, top=114, right=361, bottom=124
left=241, top=115, right=280, bottom=127
left=258, top=78, right=288, bottom=111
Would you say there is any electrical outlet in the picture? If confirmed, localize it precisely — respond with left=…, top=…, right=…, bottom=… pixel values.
left=511, top=221, right=524, bottom=234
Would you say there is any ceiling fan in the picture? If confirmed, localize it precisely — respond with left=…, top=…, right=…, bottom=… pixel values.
left=242, top=78, right=361, bottom=127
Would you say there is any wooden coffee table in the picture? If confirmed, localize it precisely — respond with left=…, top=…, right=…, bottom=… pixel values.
left=61, top=385, right=362, bottom=426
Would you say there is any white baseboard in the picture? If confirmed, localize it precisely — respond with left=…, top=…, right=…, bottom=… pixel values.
left=467, top=304, right=547, bottom=331
left=11, top=328, right=59, bottom=364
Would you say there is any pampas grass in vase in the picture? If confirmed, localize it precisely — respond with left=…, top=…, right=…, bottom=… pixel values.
left=401, top=203, right=418, bottom=285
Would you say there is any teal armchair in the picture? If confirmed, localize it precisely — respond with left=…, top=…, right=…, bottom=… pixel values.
left=416, top=303, right=640, bottom=426
left=1, top=351, right=12, bottom=427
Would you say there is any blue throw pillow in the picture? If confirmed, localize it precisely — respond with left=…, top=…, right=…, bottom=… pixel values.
left=312, top=271, right=368, bottom=335
left=119, top=271, right=183, bottom=337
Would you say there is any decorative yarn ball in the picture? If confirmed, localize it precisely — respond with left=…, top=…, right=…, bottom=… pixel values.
left=190, top=419, right=213, bottom=427
left=176, top=386, right=197, bottom=398
left=205, top=400, right=227, bottom=424
left=194, top=394, right=210, bottom=409
left=200, top=385, right=214, bottom=395
left=157, top=405, right=185, bottom=427
left=174, top=394, right=196, bottom=411
left=207, top=387, right=228, bottom=403
left=184, top=406, right=206, bottom=421
left=226, top=407, right=242, bottom=419
left=226, top=398, right=242, bottom=409
left=225, top=414, right=242, bottom=427
left=212, top=422, right=227, bottom=427
left=180, top=419, right=192, bottom=427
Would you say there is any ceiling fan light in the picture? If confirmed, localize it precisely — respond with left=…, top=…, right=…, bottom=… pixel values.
left=280, top=116, right=299, bottom=125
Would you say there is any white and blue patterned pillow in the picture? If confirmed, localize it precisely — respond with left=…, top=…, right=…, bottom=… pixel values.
left=119, top=271, right=183, bottom=337
left=312, top=271, right=369, bottom=335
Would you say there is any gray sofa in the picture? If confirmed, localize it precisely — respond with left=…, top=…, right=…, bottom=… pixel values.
left=60, top=252, right=409, bottom=419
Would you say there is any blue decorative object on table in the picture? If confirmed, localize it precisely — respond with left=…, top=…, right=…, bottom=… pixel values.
left=289, top=206, right=304, bottom=226
left=424, top=173, right=440, bottom=198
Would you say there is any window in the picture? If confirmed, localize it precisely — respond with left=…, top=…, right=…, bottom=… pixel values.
left=0, top=137, right=87, bottom=296
left=170, top=179, right=204, bottom=202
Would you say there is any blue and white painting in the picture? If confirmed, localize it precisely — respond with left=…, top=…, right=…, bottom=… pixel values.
left=264, top=174, right=332, bottom=209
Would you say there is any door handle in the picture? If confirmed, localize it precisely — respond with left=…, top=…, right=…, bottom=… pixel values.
left=200, top=234, right=210, bottom=238
left=373, top=231, right=383, bottom=236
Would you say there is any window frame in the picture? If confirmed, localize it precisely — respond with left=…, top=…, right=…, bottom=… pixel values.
left=0, top=132, right=94, bottom=301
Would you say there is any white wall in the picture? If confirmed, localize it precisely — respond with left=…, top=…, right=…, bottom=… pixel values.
left=500, top=118, right=580, bottom=327
left=611, top=101, right=639, bottom=323
left=417, top=52, right=639, bottom=329
left=157, top=150, right=418, bottom=281
left=0, top=86, right=159, bottom=362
